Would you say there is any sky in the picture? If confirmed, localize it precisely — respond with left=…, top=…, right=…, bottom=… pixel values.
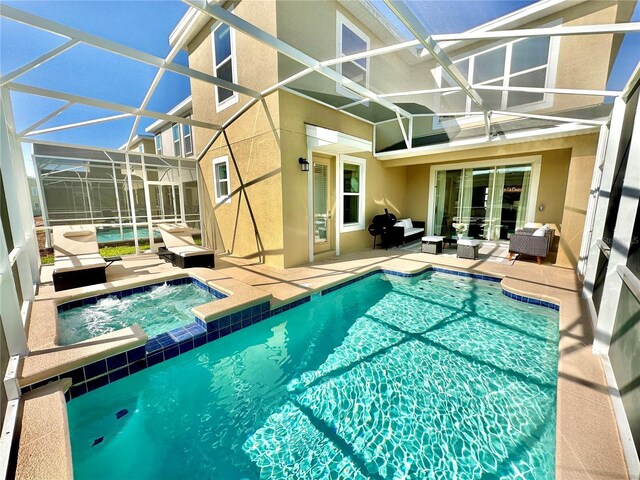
left=1, top=0, right=191, bottom=148
left=1, top=0, right=639, bottom=167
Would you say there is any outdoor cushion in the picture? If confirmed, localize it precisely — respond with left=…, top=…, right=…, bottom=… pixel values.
left=532, top=226, right=547, bottom=237
left=52, top=225, right=100, bottom=257
left=164, top=226, right=188, bottom=234
left=422, top=236, right=445, bottom=242
left=63, top=230, right=93, bottom=238
left=54, top=253, right=106, bottom=273
left=395, top=218, right=413, bottom=229
left=457, top=239, right=480, bottom=246
left=170, top=245, right=215, bottom=258
left=404, top=227, right=424, bottom=237
left=158, top=223, right=197, bottom=249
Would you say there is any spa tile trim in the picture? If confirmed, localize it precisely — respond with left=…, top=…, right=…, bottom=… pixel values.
left=56, top=276, right=226, bottom=313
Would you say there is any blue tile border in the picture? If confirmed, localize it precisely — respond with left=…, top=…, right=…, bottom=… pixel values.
left=24, top=266, right=557, bottom=401
left=502, top=289, right=560, bottom=311
left=318, top=266, right=557, bottom=311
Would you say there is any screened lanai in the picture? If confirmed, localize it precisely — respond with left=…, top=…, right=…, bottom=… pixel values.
left=1, top=0, right=640, bottom=478
left=32, top=142, right=200, bottom=251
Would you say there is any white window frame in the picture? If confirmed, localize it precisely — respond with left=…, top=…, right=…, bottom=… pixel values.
left=212, top=22, right=238, bottom=113
left=213, top=155, right=231, bottom=204
left=337, top=154, right=366, bottom=232
left=336, top=12, right=370, bottom=98
left=182, top=116, right=193, bottom=156
left=154, top=133, right=163, bottom=155
left=433, top=24, right=560, bottom=129
left=172, top=124, right=181, bottom=156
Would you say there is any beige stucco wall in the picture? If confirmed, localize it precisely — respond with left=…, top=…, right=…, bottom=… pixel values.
left=278, top=91, right=407, bottom=267
left=276, top=0, right=424, bottom=104
left=382, top=132, right=598, bottom=268
left=188, top=0, right=278, bottom=137
left=197, top=93, right=285, bottom=267
left=555, top=134, right=598, bottom=268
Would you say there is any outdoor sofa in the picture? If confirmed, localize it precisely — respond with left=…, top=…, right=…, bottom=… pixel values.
left=52, top=225, right=107, bottom=291
left=393, top=218, right=426, bottom=245
left=157, top=223, right=215, bottom=269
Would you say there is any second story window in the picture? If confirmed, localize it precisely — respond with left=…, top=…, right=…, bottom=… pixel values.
left=435, top=32, right=558, bottom=127
left=212, top=23, right=238, bottom=112
left=336, top=13, right=369, bottom=96
left=172, top=124, right=181, bottom=156
left=182, top=118, right=193, bottom=156
left=154, top=134, right=162, bottom=155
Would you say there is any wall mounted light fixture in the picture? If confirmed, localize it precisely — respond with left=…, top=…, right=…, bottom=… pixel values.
left=298, top=157, right=309, bottom=172
left=538, top=203, right=545, bottom=212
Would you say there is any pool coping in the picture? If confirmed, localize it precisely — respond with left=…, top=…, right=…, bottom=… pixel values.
left=17, top=261, right=571, bottom=480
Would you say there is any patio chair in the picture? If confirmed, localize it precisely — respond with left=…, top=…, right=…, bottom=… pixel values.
left=507, top=226, right=555, bottom=265
left=52, top=225, right=107, bottom=291
left=157, top=223, right=215, bottom=269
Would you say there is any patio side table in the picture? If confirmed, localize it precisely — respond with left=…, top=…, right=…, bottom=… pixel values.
left=421, top=236, right=445, bottom=254
left=456, top=239, right=480, bottom=259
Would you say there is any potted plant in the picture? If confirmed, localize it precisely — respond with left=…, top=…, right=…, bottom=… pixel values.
left=452, top=223, right=468, bottom=239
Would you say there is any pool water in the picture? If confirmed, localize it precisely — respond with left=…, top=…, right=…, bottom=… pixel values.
left=67, top=271, right=559, bottom=479
left=58, top=283, right=216, bottom=345
left=96, top=226, right=161, bottom=244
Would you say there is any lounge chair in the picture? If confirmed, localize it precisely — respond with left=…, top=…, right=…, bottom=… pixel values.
left=52, top=225, right=107, bottom=291
left=157, top=223, right=215, bottom=269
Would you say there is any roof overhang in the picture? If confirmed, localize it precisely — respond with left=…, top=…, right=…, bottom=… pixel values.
left=375, top=123, right=600, bottom=162
left=145, top=96, right=193, bottom=134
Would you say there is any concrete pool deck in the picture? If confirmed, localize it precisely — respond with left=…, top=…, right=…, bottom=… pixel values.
left=14, top=246, right=631, bottom=479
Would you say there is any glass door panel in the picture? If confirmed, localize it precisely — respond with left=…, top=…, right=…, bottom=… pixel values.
left=434, top=169, right=462, bottom=239
left=434, top=163, right=533, bottom=241
left=314, top=164, right=328, bottom=242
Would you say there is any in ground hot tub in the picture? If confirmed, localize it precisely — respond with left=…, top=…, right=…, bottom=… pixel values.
left=56, top=278, right=224, bottom=345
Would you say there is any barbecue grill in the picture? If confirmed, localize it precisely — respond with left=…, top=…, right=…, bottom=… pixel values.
left=368, top=209, right=402, bottom=249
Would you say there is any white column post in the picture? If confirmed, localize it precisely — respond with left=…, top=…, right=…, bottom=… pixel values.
left=583, top=96, right=628, bottom=298
left=140, top=154, right=154, bottom=252
left=0, top=89, right=36, bottom=302
left=578, top=124, right=609, bottom=279
left=593, top=98, right=640, bottom=354
left=124, top=153, right=139, bottom=254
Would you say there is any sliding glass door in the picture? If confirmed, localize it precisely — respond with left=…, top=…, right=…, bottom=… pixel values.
left=433, top=163, right=533, bottom=241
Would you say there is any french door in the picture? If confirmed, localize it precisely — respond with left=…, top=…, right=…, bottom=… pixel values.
left=433, top=163, right=534, bottom=241
left=313, top=159, right=332, bottom=253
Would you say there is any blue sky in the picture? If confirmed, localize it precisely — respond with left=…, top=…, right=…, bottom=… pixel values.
left=1, top=0, right=191, bottom=149
left=1, top=0, right=639, bottom=158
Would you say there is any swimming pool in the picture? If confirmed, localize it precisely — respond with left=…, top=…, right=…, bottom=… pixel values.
left=95, top=226, right=161, bottom=244
left=57, top=280, right=218, bottom=345
left=67, top=271, right=558, bottom=479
